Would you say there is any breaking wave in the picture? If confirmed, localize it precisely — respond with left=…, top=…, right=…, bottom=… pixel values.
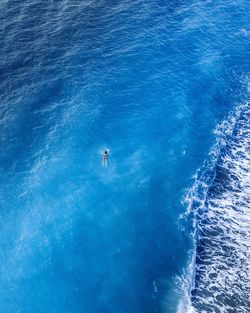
left=179, top=94, right=250, bottom=312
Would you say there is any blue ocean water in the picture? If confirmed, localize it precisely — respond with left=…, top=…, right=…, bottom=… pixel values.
left=0, top=1, right=249, bottom=313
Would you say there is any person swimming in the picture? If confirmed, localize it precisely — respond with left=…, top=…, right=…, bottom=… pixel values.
left=102, top=150, right=109, bottom=167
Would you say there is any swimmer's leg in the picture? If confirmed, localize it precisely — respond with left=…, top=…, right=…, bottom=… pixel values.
left=102, top=159, right=108, bottom=167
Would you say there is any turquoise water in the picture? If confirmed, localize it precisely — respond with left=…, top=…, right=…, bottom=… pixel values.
left=0, top=1, right=249, bottom=312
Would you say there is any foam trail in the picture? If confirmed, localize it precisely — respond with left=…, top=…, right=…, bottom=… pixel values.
left=179, top=100, right=250, bottom=313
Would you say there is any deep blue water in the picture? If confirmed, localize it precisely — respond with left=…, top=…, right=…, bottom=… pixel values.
left=0, top=1, right=249, bottom=313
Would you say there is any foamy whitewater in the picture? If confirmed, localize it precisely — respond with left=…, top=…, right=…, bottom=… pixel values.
left=0, top=1, right=249, bottom=313
left=179, top=96, right=250, bottom=312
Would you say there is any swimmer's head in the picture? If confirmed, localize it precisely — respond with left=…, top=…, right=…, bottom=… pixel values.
left=104, top=150, right=108, bottom=154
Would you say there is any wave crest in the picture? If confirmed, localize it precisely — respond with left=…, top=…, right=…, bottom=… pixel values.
left=179, top=100, right=250, bottom=313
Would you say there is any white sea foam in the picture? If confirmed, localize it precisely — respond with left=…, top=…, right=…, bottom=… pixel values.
left=178, top=100, right=250, bottom=312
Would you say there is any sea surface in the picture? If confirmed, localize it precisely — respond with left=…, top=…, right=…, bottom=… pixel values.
left=0, top=1, right=249, bottom=313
